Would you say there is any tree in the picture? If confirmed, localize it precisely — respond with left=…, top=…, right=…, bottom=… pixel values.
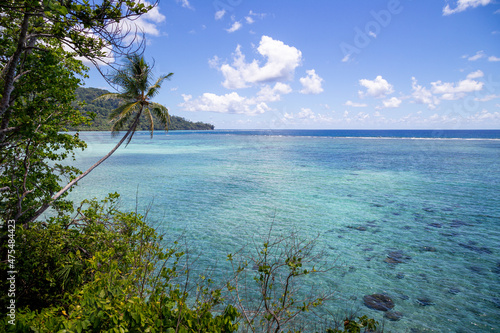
left=0, top=44, right=89, bottom=224
left=0, top=0, right=155, bottom=145
left=27, top=54, right=173, bottom=223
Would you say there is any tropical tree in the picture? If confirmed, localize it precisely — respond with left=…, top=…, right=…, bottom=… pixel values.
left=28, top=54, right=173, bottom=223
left=0, top=0, right=155, bottom=146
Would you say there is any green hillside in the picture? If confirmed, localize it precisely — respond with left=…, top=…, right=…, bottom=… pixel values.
left=73, top=87, right=214, bottom=131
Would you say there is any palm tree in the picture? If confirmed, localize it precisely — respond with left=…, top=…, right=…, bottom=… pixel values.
left=28, top=54, right=173, bottom=224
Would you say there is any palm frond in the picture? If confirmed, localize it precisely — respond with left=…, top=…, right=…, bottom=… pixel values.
left=108, top=101, right=141, bottom=121
left=150, top=103, right=170, bottom=131
left=146, top=73, right=173, bottom=99
left=144, top=108, right=155, bottom=138
left=110, top=114, right=131, bottom=133
left=93, top=93, right=122, bottom=102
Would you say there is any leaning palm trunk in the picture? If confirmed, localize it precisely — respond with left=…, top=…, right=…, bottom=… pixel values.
left=26, top=111, right=142, bottom=225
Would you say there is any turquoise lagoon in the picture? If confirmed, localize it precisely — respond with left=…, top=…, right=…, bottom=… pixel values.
left=65, top=130, right=500, bottom=332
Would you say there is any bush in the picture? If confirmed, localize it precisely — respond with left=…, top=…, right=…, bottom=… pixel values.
left=2, top=194, right=238, bottom=332
left=1, top=193, right=380, bottom=332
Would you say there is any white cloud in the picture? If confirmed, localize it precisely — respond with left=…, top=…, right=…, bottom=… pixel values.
left=468, top=109, right=500, bottom=121
left=179, top=93, right=270, bottom=115
left=226, top=21, right=242, bottom=33
left=215, top=9, right=226, bottom=20
left=298, top=108, right=315, bottom=119
left=411, top=77, right=440, bottom=109
left=341, top=54, right=352, bottom=63
left=382, top=97, right=402, bottom=108
left=474, top=94, right=500, bottom=102
left=344, top=100, right=368, bottom=107
left=443, top=0, right=492, bottom=15
left=357, top=112, right=370, bottom=120
left=299, top=69, right=324, bottom=94
left=468, top=50, right=486, bottom=61
left=488, top=55, right=500, bottom=62
left=208, top=55, right=220, bottom=69
left=466, top=70, right=484, bottom=79
left=245, top=16, right=255, bottom=24
left=179, top=82, right=291, bottom=116
left=431, top=72, right=484, bottom=100
left=219, top=36, right=302, bottom=89
left=283, top=108, right=334, bottom=123
left=255, top=82, right=292, bottom=102
left=368, top=31, right=377, bottom=38
left=176, top=0, right=193, bottom=10
left=359, top=76, right=394, bottom=98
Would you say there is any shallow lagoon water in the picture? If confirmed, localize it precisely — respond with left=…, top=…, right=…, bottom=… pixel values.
left=65, top=130, right=500, bottom=332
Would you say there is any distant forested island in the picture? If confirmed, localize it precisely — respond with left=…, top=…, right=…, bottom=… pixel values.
left=73, top=87, right=214, bottom=131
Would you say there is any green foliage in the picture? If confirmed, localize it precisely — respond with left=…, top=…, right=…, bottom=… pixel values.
left=72, top=87, right=214, bottom=132
left=2, top=194, right=240, bottom=332
left=225, top=229, right=336, bottom=332
left=0, top=45, right=89, bottom=223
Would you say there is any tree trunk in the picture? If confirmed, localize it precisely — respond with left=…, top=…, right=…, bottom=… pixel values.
left=0, top=11, right=30, bottom=123
left=26, top=111, right=142, bottom=225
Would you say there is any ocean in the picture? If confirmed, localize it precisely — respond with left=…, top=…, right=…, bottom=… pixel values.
left=66, top=129, right=500, bottom=332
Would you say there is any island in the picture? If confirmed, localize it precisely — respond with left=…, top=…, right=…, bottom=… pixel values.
left=73, top=87, right=214, bottom=131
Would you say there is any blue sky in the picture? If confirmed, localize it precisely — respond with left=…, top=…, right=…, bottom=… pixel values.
left=83, top=0, right=500, bottom=129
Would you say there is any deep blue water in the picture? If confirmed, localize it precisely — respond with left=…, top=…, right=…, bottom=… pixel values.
left=162, top=129, right=500, bottom=139
left=65, top=130, right=500, bottom=332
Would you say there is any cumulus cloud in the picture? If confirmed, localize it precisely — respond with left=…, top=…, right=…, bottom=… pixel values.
left=219, top=36, right=302, bottom=89
left=489, top=55, right=500, bottom=62
left=344, top=100, right=368, bottom=107
left=299, top=69, right=324, bottom=94
left=256, top=82, right=292, bottom=102
left=466, top=70, right=484, bottom=79
left=226, top=21, right=242, bottom=33
left=359, top=76, right=394, bottom=98
left=179, top=82, right=292, bottom=116
left=431, top=72, right=484, bottom=100
left=215, top=9, right=226, bottom=20
left=382, top=97, right=402, bottom=108
left=469, top=109, right=500, bottom=121
left=443, top=0, right=492, bottom=15
left=179, top=93, right=270, bottom=115
left=411, top=77, right=440, bottom=109
left=297, top=108, right=315, bottom=119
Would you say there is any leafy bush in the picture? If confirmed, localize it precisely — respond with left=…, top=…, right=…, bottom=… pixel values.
left=2, top=194, right=238, bottom=332
left=1, top=194, right=380, bottom=332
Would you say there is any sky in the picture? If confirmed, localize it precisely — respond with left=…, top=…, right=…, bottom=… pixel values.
left=83, top=0, right=500, bottom=130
